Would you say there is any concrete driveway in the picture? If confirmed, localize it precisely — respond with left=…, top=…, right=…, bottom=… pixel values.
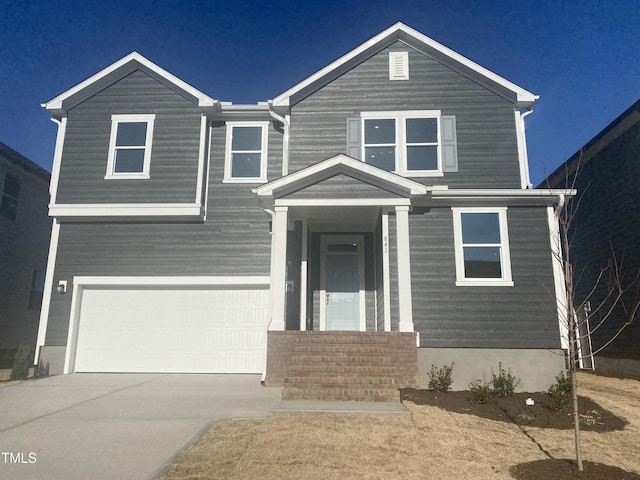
left=0, top=374, right=283, bottom=479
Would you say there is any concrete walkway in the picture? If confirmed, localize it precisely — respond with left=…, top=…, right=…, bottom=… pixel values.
left=0, top=374, right=407, bottom=479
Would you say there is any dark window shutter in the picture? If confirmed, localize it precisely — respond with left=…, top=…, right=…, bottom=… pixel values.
left=346, top=117, right=361, bottom=160
left=441, top=115, right=458, bottom=172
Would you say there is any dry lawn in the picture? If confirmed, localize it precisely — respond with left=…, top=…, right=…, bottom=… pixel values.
left=158, top=373, right=640, bottom=480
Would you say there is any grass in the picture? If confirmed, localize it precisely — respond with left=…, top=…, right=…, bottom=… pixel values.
left=158, top=372, right=640, bottom=480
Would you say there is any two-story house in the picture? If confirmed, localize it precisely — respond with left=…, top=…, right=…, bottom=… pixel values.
left=0, top=142, right=51, bottom=368
left=36, top=23, right=570, bottom=397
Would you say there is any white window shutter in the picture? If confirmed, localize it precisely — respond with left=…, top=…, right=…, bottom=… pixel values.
left=389, top=52, right=409, bottom=80
left=441, top=115, right=458, bottom=172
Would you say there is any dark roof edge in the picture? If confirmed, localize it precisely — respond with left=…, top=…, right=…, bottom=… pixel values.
left=0, top=142, right=51, bottom=182
left=540, top=98, right=640, bottom=188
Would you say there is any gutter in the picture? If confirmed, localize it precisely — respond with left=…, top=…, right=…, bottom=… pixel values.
left=267, top=101, right=290, bottom=176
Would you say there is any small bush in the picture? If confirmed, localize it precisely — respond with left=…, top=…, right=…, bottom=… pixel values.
left=491, top=362, right=521, bottom=398
left=468, top=379, right=494, bottom=404
left=547, top=371, right=572, bottom=412
left=10, top=345, right=30, bottom=380
left=427, top=363, right=454, bottom=392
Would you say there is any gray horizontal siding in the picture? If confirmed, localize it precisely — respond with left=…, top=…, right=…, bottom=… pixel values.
left=289, top=41, right=521, bottom=188
left=282, top=174, right=402, bottom=199
left=56, top=70, right=203, bottom=204
left=407, top=206, right=559, bottom=349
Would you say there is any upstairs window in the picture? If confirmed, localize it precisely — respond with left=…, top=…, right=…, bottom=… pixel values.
left=105, top=114, right=155, bottom=179
left=452, top=208, right=513, bottom=286
left=224, top=122, right=268, bottom=183
left=29, top=269, right=46, bottom=310
left=361, top=111, right=444, bottom=177
left=0, top=173, right=21, bottom=220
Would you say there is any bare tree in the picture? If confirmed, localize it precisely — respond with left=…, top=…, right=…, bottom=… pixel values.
left=547, top=151, right=640, bottom=471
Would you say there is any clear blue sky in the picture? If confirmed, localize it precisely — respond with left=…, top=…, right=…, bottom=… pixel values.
left=2, top=0, right=639, bottom=185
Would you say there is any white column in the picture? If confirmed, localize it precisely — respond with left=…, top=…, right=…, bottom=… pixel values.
left=381, top=212, right=391, bottom=332
left=270, top=206, right=288, bottom=331
left=299, top=219, right=308, bottom=330
left=395, top=206, right=414, bottom=332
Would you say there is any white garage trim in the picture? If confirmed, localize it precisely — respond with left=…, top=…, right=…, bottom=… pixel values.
left=64, top=276, right=270, bottom=374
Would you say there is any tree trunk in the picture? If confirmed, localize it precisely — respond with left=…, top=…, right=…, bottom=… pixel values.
left=571, top=366, right=583, bottom=471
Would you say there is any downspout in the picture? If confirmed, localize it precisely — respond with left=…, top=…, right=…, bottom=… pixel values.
left=267, top=101, right=290, bottom=176
left=260, top=206, right=276, bottom=385
left=519, top=108, right=534, bottom=189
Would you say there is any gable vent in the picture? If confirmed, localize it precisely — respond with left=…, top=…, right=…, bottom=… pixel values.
left=389, top=51, right=409, bottom=80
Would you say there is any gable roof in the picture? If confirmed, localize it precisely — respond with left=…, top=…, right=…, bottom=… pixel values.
left=271, top=22, right=538, bottom=109
left=0, top=142, right=51, bottom=183
left=44, top=52, right=217, bottom=119
left=254, top=154, right=428, bottom=204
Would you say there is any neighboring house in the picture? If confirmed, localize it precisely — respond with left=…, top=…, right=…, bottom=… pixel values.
left=542, top=99, right=640, bottom=376
left=36, top=22, right=570, bottom=395
left=0, top=142, right=51, bottom=368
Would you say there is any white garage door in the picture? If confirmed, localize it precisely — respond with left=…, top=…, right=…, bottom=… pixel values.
left=73, top=286, right=270, bottom=373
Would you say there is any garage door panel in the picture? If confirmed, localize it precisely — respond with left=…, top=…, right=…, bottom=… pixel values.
left=74, top=286, right=269, bottom=373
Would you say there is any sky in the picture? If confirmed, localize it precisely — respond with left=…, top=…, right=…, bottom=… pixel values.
left=1, top=0, right=639, bottom=186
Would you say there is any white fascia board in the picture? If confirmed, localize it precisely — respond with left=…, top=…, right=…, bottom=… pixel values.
left=274, top=198, right=412, bottom=207
left=72, top=276, right=270, bottom=287
left=271, top=22, right=537, bottom=108
left=255, top=154, right=428, bottom=197
left=44, top=52, right=216, bottom=114
left=49, top=203, right=203, bottom=218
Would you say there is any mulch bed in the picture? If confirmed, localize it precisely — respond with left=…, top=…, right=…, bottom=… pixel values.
left=399, top=389, right=627, bottom=432
left=400, top=386, right=633, bottom=479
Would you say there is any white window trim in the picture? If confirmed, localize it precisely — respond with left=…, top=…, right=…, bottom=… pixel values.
left=105, top=114, right=155, bottom=179
left=452, top=207, right=514, bottom=286
left=224, top=121, right=269, bottom=183
left=361, top=110, right=444, bottom=177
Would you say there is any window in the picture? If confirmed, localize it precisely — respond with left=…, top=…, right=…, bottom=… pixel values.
left=224, top=122, right=268, bottom=183
left=0, top=173, right=21, bottom=220
left=105, top=114, right=155, bottom=179
left=28, top=269, right=46, bottom=310
left=361, top=111, right=443, bottom=176
left=452, top=208, right=513, bottom=286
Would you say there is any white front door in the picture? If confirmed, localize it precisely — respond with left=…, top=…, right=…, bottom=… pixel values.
left=320, top=235, right=365, bottom=331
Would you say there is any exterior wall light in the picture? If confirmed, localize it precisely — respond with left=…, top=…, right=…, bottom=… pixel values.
left=57, top=280, right=67, bottom=294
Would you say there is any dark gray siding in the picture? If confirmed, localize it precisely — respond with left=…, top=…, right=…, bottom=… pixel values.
left=282, top=174, right=402, bottom=199
left=409, top=206, right=559, bottom=348
left=289, top=41, right=521, bottom=188
left=562, top=121, right=640, bottom=358
left=56, top=70, right=203, bottom=204
left=44, top=119, right=282, bottom=345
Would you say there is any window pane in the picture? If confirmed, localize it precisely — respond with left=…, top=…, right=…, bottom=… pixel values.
left=3, top=174, right=22, bottom=198
left=232, top=153, right=262, bottom=177
left=461, top=213, right=501, bottom=244
left=116, top=122, right=147, bottom=146
left=464, top=247, right=502, bottom=278
left=364, top=119, right=395, bottom=144
left=364, top=147, right=395, bottom=171
left=232, top=126, right=262, bottom=151
left=406, top=118, right=437, bottom=143
left=0, top=195, right=18, bottom=220
left=114, top=149, right=145, bottom=173
left=407, top=146, right=438, bottom=170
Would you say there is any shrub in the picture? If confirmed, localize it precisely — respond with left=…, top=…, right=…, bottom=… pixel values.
left=468, top=379, right=494, bottom=404
left=427, top=363, right=454, bottom=392
left=491, top=362, right=521, bottom=398
left=10, top=345, right=30, bottom=380
left=547, top=371, right=572, bottom=412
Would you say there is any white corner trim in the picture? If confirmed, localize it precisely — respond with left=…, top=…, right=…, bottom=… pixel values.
left=48, top=203, right=202, bottom=218
left=547, top=206, right=569, bottom=349
left=63, top=281, right=83, bottom=374
left=451, top=207, right=513, bottom=286
left=515, top=109, right=533, bottom=189
left=45, top=51, right=216, bottom=113
left=34, top=219, right=60, bottom=365
left=49, top=117, right=67, bottom=204
left=195, top=114, right=208, bottom=204
left=270, top=207, right=288, bottom=331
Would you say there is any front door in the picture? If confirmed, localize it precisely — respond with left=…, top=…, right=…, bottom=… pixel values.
left=321, top=235, right=364, bottom=331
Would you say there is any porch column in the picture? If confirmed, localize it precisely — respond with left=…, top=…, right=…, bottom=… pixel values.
left=270, top=206, right=288, bottom=331
left=395, top=206, right=414, bottom=332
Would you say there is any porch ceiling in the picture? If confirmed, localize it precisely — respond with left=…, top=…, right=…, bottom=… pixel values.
left=289, top=206, right=380, bottom=232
